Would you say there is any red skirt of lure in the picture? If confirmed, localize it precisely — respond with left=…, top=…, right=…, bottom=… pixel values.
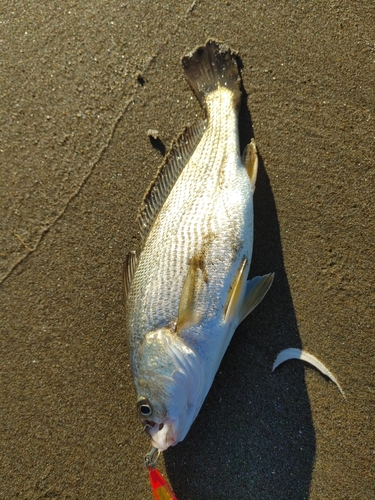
left=148, top=467, right=178, bottom=500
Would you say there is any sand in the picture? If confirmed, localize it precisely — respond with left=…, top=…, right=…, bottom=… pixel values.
left=1, top=1, right=374, bottom=498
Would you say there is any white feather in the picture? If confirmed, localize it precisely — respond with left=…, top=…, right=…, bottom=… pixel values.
left=273, top=348, right=345, bottom=397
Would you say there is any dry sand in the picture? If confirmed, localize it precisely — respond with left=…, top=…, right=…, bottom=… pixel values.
left=1, top=1, right=374, bottom=498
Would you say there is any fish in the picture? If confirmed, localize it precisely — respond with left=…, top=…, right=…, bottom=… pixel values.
left=124, top=39, right=274, bottom=453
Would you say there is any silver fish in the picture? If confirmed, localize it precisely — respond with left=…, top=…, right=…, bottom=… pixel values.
left=124, top=40, right=273, bottom=452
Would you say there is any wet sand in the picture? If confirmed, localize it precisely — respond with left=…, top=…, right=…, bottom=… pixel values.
left=1, top=1, right=374, bottom=498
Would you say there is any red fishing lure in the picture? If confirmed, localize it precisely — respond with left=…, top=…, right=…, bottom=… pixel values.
left=148, top=467, right=178, bottom=500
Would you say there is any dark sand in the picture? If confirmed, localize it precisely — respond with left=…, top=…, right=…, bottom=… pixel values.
left=1, top=1, right=374, bottom=498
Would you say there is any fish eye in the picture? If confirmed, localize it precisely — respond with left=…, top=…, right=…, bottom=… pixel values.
left=137, top=398, right=153, bottom=418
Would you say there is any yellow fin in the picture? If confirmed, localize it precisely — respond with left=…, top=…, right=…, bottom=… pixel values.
left=238, top=273, right=274, bottom=324
left=242, top=138, right=258, bottom=188
left=223, top=258, right=248, bottom=323
left=176, top=260, right=205, bottom=334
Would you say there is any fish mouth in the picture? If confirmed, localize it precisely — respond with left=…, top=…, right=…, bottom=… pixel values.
left=144, top=417, right=178, bottom=451
left=143, top=420, right=165, bottom=432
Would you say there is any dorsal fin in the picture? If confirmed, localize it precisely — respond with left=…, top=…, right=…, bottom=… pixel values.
left=138, top=120, right=206, bottom=241
left=123, top=251, right=138, bottom=302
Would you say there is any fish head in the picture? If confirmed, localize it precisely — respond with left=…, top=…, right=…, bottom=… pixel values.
left=133, top=327, right=204, bottom=451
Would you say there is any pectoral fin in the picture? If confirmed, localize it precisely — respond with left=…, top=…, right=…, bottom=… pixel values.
left=176, top=262, right=205, bottom=334
left=238, top=273, right=274, bottom=324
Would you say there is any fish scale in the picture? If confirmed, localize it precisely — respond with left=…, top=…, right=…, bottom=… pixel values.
left=129, top=91, right=242, bottom=344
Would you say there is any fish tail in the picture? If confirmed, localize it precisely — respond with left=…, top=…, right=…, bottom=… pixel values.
left=181, top=39, right=241, bottom=109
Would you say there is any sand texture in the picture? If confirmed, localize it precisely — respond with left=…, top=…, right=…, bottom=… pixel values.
left=1, top=1, right=374, bottom=498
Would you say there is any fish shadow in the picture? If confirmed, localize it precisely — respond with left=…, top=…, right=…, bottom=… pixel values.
left=163, top=80, right=315, bottom=499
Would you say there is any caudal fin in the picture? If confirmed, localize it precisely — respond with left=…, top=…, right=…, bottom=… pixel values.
left=181, top=39, right=241, bottom=109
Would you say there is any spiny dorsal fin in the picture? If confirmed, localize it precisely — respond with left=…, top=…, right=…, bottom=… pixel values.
left=138, top=120, right=206, bottom=242
left=181, top=39, right=241, bottom=109
left=123, top=251, right=138, bottom=302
